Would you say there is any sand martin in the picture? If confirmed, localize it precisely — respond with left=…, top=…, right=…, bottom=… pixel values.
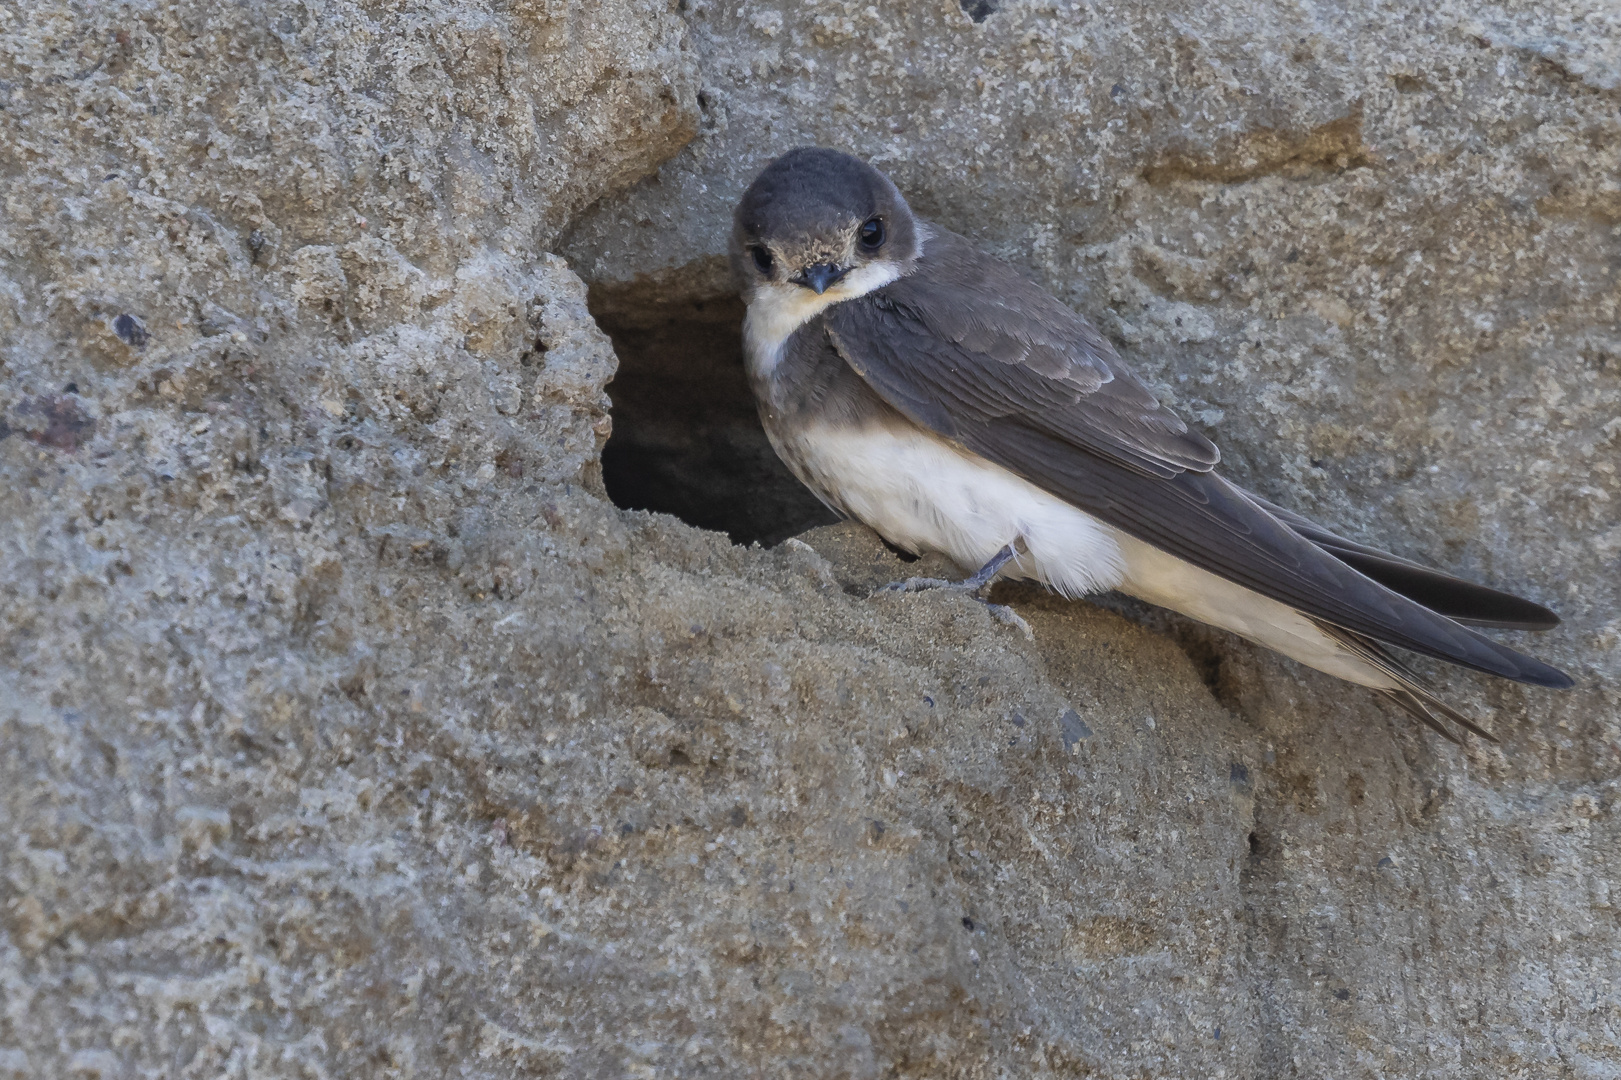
left=730, top=147, right=1571, bottom=740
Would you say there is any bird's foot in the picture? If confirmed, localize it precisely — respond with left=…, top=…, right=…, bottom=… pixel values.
left=875, top=544, right=1017, bottom=597
left=985, top=602, right=1034, bottom=640
left=873, top=545, right=1031, bottom=637
left=875, top=574, right=980, bottom=596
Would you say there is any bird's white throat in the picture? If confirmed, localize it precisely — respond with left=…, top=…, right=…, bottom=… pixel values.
left=742, top=261, right=905, bottom=380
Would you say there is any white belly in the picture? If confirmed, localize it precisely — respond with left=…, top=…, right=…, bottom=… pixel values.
left=778, top=420, right=1396, bottom=690
left=778, top=421, right=1127, bottom=598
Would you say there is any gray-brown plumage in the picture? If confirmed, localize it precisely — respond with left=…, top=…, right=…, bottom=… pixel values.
left=730, top=146, right=1571, bottom=740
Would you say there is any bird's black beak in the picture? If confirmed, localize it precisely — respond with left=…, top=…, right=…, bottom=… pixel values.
left=794, top=263, right=849, bottom=295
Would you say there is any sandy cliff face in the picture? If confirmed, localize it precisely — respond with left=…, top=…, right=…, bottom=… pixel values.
left=2, top=0, right=1616, bottom=1077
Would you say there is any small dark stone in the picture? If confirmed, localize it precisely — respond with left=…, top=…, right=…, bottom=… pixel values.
left=112, top=312, right=149, bottom=348
left=1059, top=708, right=1092, bottom=752
left=1334, top=988, right=1351, bottom=1000
left=1010, top=712, right=1026, bottom=728
left=961, top=916, right=975, bottom=931
left=62, top=382, right=78, bottom=394
left=1229, top=763, right=1250, bottom=786
left=1377, top=856, right=1395, bottom=868
left=960, top=0, right=997, bottom=22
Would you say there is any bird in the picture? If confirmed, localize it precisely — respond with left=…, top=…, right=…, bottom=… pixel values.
left=728, top=146, right=1573, bottom=742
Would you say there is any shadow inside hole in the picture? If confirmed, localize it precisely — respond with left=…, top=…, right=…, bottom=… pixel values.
left=588, top=287, right=838, bottom=547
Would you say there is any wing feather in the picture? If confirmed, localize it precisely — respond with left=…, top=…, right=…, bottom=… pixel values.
left=1242, top=490, right=1562, bottom=630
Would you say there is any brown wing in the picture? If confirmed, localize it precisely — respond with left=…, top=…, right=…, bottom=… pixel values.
left=853, top=228, right=1220, bottom=479
left=821, top=228, right=1571, bottom=688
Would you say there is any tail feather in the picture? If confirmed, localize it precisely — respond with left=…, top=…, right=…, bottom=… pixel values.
left=1378, top=687, right=1499, bottom=744
left=1379, top=689, right=1466, bottom=745
left=1317, top=621, right=1500, bottom=742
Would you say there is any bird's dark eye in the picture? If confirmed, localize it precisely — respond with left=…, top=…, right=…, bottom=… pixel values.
left=859, top=218, right=885, bottom=250
left=751, top=246, right=773, bottom=274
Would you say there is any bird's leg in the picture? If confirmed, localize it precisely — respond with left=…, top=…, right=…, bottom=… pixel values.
left=960, top=544, right=1021, bottom=593
left=877, top=544, right=1017, bottom=597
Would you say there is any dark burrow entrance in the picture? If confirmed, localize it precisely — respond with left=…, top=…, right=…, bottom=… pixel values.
left=589, top=286, right=838, bottom=547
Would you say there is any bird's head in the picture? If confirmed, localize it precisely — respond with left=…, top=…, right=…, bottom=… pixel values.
left=731, top=148, right=922, bottom=306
